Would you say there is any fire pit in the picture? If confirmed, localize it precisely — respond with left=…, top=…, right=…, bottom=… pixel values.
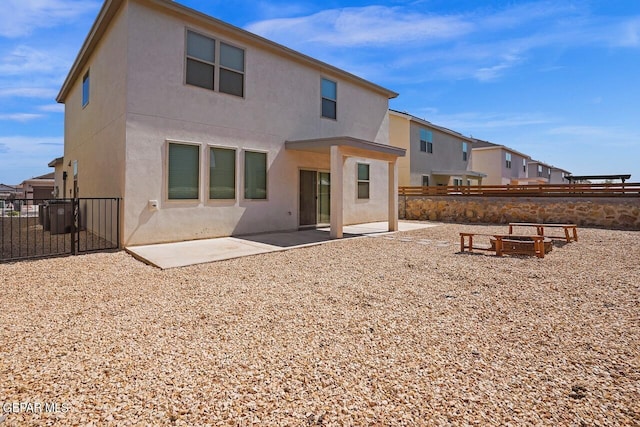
left=490, top=236, right=553, bottom=256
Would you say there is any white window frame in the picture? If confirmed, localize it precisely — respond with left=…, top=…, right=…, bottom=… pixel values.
left=207, top=145, right=237, bottom=201
left=321, top=77, right=337, bottom=120
left=166, top=140, right=201, bottom=202
left=82, top=70, right=90, bottom=108
left=185, top=28, right=245, bottom=98
left=357, top=163, right=370, bottom=199
left=243, top=149, right=268, bottom=200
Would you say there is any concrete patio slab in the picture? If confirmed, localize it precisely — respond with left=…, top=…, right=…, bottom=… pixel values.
left=126, top=221, right=438, bottom=269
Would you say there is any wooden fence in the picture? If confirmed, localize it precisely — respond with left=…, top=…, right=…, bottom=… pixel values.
left=399, top=183, right=640, bottom=197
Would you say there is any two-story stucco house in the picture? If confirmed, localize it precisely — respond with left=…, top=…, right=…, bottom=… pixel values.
left=549, top=166, right=572, bottom=184
left=56, top=0, right=405, bottom=246
left=527, top=160, right=553, bottom=184
left=470, top=140, right=538, bottom=185
left=389, top=110, right=485, bottom=187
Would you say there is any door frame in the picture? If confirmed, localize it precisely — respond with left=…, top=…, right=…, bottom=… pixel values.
left=298, top=168, right=330, bottom=229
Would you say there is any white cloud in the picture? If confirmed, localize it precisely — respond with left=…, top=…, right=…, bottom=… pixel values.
left=546, top=125, right=640, bottom=148
left=422, top=111, right=556, bottom=131
left=0, top=136, right=64, bottom=183
left=246, top=6, right=473, bottom=47
left=474, top=53, right=524, bottom=82
left=0, top=45, right=69, bottom=74
left=38, top=104, right=64, bottom=113
left=0, top=0, right=100, bottom=38
left=0, top=87, right=58, bottom=98
left=616, top=17, right=640, bottom=47
left=0, top=136, right=62, bottom=157
left=0, top=113, right=44, bottom=122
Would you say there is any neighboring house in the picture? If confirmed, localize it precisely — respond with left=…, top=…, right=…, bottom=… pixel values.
left=471, top=140, right=536, bottom=185
left=0, top=184, right=17, bottom=200
left=389, top=110, right=485, bottom=187
left=48, top=157, right=66, bottom=198
left=16, top=173, right=55, bottom=200
left=56, top=0, right=405, bottom=246
left=549, top=166, right=572, bottom=184
left=527, top=160, right=553, bottom=184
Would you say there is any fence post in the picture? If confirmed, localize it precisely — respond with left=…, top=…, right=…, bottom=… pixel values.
left=116, top=198, right=121, bottom=249
left=71, top=198, right=78, bottom=255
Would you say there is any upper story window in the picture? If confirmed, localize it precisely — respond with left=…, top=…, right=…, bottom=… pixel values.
left=420, top=129, right=433, bottom=153
left=505, top=152, right=512, bottom=169
left=82, top=70, right=90, bottom=107
left=537, top=165, right=543, bottom=177
left=462, top=142, right=468, bottom=161
left=186, top=31, right=215, bottom=90
left=522, top=158, right=527, bottom=172
left=219, top=42, right=245, bottom=97
left=321, top=78, right=337, bottom=119
left=186, top=30, right=245, bottom=97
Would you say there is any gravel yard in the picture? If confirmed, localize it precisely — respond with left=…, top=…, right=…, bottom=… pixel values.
left=1, top=222, right=638, bottom=425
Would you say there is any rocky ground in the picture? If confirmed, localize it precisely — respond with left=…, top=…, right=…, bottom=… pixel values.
left=1, top=222, right=638, bottom=425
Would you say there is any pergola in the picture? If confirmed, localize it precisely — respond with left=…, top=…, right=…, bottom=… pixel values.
left=286, top=137, right=406, bottom=239
left=566, top=174, right=631, bottom=183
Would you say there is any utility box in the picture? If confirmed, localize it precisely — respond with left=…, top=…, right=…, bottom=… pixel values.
left=49, top=200, right=73, bottom=235
left=40, top=204, right=51, bottom=231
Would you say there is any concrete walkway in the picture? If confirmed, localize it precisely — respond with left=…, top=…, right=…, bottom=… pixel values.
left=126, top=221, right=438, bottom=269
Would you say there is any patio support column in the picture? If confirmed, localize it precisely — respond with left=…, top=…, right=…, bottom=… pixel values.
left=388, top=158, right=398, bottom=232
left=330, top=145, right=344, bottom=239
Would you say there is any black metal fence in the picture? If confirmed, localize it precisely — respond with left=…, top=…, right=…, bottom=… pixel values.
left=0, top=198, right=120, bottom=263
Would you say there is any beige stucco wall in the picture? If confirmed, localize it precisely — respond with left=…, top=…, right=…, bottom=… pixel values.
left=470, top=149, right=502, bottom=185
left=408, top=122, right=470, bottom=186
left=62, top=2, right=128, bottom=200
left=471, top=148, right=529, bottom=185
left=400, top=196, right=640, bottom=230
left=116, top=0, right=392, bottom=245
left=550, top=169, right=570, bottom=184
left=528, top=162, right=551, bottom=182
left=389, top=114, right=411, bottom=186
left=390, top=112, right=475, bottom=187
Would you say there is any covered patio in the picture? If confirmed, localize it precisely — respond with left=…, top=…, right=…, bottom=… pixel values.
left=285, top=136, right=406, bottom=239
left=430, top=169, right=486, bottom=186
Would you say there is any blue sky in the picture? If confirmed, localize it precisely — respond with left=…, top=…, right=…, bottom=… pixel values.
left=1, top=0, right=639, bottom=184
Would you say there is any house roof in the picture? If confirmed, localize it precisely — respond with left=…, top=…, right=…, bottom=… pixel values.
left=528, top=159, right=553, bottom=168
left=389, top=109, right=475, bottom=143
left=48, top=156, right=64, bottom=167
left=35, top=172, right=56, bottom=180
left=471, top=143, right=531, bottom=160
left=549, top=166, right=571, bottom=174
left=0, top=184, right=17, bottom=192
left=57, top=0, right=398, bottom=103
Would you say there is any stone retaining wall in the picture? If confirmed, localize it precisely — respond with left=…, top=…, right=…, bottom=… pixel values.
left=400, top=196, right=640, bottom=230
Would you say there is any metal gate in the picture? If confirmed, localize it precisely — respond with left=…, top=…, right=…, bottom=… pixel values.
left=0, top=198, right=120, bottom=262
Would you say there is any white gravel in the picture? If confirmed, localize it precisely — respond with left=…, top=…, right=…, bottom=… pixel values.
left=1, top=222, right=638, bottom=425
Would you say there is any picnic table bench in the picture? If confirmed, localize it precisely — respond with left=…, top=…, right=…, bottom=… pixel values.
left=460, top=232, right=547, bottom=258
left=508, top=223, right=578, bottom=242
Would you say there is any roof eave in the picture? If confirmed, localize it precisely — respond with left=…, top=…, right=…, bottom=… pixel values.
left=57, top=0, right=125, bottom=103
left=57, top=0, right=398, bottom=103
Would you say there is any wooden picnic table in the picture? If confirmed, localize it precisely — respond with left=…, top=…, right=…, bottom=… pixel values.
left=508, top=223, right=578, bottom=243
left=460, top=232, right=546, bottom=258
